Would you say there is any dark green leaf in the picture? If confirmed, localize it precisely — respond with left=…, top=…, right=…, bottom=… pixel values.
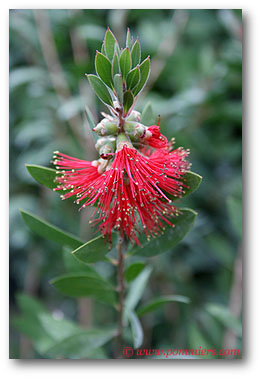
left=119, top=48, right=131, bottom=80
left=123, top=90, right=134, bottom=115
left=128, top=310, right=143, bottom=349
left=125, top=262, right=146, bottom=283
left=132, top=57, right=150, bottom=96
left=86, top=74, right=113, bottom=106
left=95, top=51, right=113, bottom=88
left=72, top=234, right=118, bottom=264
left=182, top=171, right=202, bottom=198
left=26, top=164, right=57, bottom=191
left=126, top=66, right=140, bottom=90
left=63, top=247, right=102, bottom=275
left=141, top=101, right=155, bottom=125
left=112, top=52, right=120, bottom=78
left=104, top=28, right=117, bottom=61
left=131, top=39, right=141, bottom=67
left=113, top=74, right=123, bottom=104
left=137, top=295, right=190, bottom=317
left=20, top=209, right=83, bottom=250
left=128, top=208, right=197, bottom=256
left=50, top=273, right=118, bottom=305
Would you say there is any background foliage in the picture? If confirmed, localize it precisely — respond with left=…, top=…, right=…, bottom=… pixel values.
left=9, top=9, right=242, bottom=359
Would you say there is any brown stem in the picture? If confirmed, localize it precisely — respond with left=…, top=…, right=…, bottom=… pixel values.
left=116, top=235, right=125, bottom=357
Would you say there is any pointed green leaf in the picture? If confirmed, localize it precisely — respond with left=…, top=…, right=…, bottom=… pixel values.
left=104, top=28, right=117, bottom=61
left=131, top=39, right=141, bottom=67
left=101, top=42, right=106, bottom=55
left=113, top=74, right=123, bottom=104
left=126, top=66, right=140, bottom=90
left=141, top=101, right=155, bottom=125
left=95, top=51, right=113, bottom=88
left=26, top=164, right=57, bottom=190
left=125, top=262, right=146, bottom=283
left=205, top=303, right=242, bottom=337
left=85, top=106, right=98, bottom=142
left=182, top=171, right=202, bottom=198
left=128, top=208, right=197, bottom=256
left=126, top=28, right=133, bottom=50
left=63, top=247, right=102, bottom=275
left=119, top=48, right=131, bottom=80
left=112, top=52, right=120, bottom=78
left=72, top=234, right=118, bottom=264
left=50, top=273, right=118, bottom=305
left=128, top=310, right=143, bottom=349
left=86, top=74, right=113, bottom=106
left=137, top=295, right=190, bottom=317
left=20, top=209, right=83, bottom=249
left=132, top=57, right=150, bottom=96
left=123, top=90, right=134, bottom=115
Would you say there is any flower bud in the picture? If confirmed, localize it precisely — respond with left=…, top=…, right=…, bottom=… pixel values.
left=93, top=118, right=118, bottom=136
left=126, top=110, right=141, bottom=122
left=116, top=133, right=134, bottom=151
left=124, top=121, right=146, bottom=142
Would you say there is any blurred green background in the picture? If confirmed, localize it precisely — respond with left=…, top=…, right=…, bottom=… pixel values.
left=9, top=9, right=242, bottom=359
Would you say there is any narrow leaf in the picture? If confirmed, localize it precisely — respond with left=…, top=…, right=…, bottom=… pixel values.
left=126, top=66, right=140, bottom=90
left=128, top=208, right=197, bottom=256
left=125, top=266, right=152, bottom=312
left=26, top=164, right=57, bottom=191
left=85, top=106, right=98, bottom=142
left=72, top=234, right=118, bottom=264
left=86, top=74, right=113, bottom=106
left=123, top=90, right=134, bottom=115
left=50, top=273, right=118, bottom=305
left=137, top=295, right=190, bottom=317
left=205, top=303, right=242, bottom=337
left=112, top=52, right=120, bottom=78
left=20, top=209, right=83, bottom=250
left=104, top=28, right=117, bottom=61
left=113, top=74, right=123, bottom=104
left=128, top=310, right=143, bottom=349
left=132, top=57, right=150, bottom=96
left=126, top=28, right=133, bottom=50
left=131, top=39, right=141, bottom=67
left=119, top=48, right=131, bottom=80
left=95, top=51, right=113, bottom=88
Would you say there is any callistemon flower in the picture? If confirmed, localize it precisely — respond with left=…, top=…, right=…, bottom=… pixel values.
left=52, top=134, right=190, bottom=245
left=143, top=125, right=168, bottom=149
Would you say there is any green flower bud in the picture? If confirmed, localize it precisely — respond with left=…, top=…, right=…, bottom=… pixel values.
left=124, top=121, right=146, bottom=142
left=93, top=118, right=118, bottom=136
left=126, top=110, right=141, bottom=122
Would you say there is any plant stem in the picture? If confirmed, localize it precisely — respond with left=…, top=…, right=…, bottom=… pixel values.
left=116, top=235, right=125, bottom=357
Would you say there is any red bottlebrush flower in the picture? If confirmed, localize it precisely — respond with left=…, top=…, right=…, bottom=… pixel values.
left=53, top=143, right=190, bottom=245
left=143, top=125, right=168, bottom=149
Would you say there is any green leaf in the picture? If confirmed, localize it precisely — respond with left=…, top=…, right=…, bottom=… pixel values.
left=26, top=164, right=57, bottom=191
left=20, top=209, right=83, bottom=250
left=86, top=74, right=113, bottom=106
left=126, top=28, right=133, bottom=50
left=132, top=57, right=150, bottom=96
left=101, top=42, right=106, bottom=55
left=45, top=328, right=116, bottom=359
left=182, top=171, right=202, bottom=198
left=131, top=38, right=141, bottom=67
left=125, top=262, right=146, bottom=283
left=38, top=312, right=81, bottom=342
left=85, top=106, right=98, bottom=142
left=50, top=273, right=118, bottom=305
left=112, top=52, right=120, bottom=78
left=125, top=266, right=152, bottom=312
left=119, top=48, right=131, bottom=80
left=128, top=208, right=197, bottom=257
left=123, top=90, right=134, bottom=115
left=137, top=295, right=190, bottom=317
left=72, top=234, right=118, bottom=264
left=128, top=310, right=143, bottom=349
left=205, top=303, right=242, bottom=337
left=141, top=101, right=155, bottom=125
left=95, top=51, right=113, bottom=88
left=63, top=247, right=102, bottom=275
left=103, top=28, right=117, bottom=61
left=126, top=66, right=140, bottom=90
left=113, top=74, right=123, bottom=104
left=16, top=293, right=46, bottom=316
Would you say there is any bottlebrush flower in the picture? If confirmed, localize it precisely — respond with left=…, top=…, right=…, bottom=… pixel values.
left=143, top=125, right=168, bottom=149
left=52, top=138, right=190, bottom=245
